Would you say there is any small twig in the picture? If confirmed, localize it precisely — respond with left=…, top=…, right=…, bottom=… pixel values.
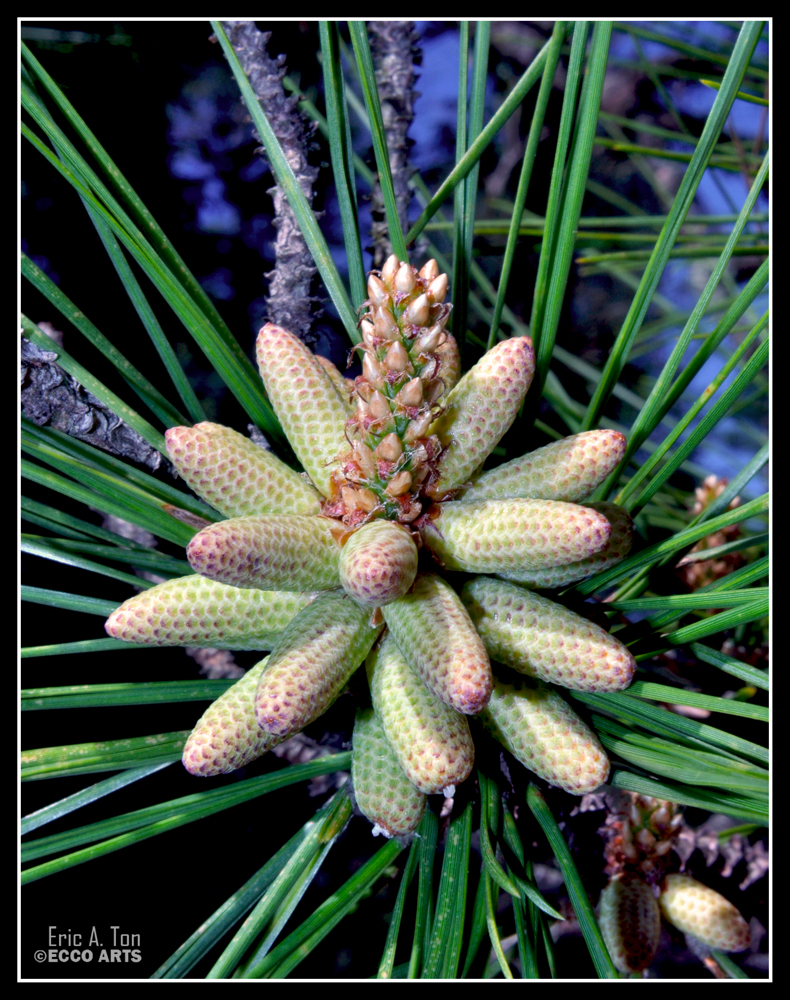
left=367, top=21, right=424, bottom=267
left=21, top=331, right=161, bottom=471
left=220, top=20, right=321, bottom=346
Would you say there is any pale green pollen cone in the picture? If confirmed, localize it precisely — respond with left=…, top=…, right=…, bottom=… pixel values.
left=182, top=657, right=285, bottom=776
left=339, top=520, right=418, bottom=607
left=421, top=498, right=612, bottom=573
left=367, top=632, right=474, bottom=795
left=382, top=573, right=492, bottom=715
left=166, top=421, right=322, bottom=518
left=255, top=323, right=348, bottom=497
left=480, top=678, right=610, bottom=794
left=255, top=590, right=383, bottom=738
left=462, top=576, right=635, bottom=693
left=457, top=429, right=626, bottom=504
left=186, top=514, right=343, bottom=591
left=599, top=873, right=661, bottom=973
left=659, top=874, right=751, bottom=952
left=104, top=574, right=316, bottom=650
left=496, top=501, right=633, bottom=589
left=429, top=335, right=535, bottom=498
left=351, top=706, right=426, bottom=838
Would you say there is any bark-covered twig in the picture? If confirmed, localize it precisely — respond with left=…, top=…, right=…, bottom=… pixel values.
left=367, top=20, right=423, bottom=268
left=220, top=20, right=321, bottom=346
left=21, top=332, right=161, bottom=471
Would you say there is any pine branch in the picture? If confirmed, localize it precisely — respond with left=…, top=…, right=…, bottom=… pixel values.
left=20, top=332, right=161, bottom=471
left=367, top=20, right=423, bottom=267
left=220, top=20, right=321, bottom=346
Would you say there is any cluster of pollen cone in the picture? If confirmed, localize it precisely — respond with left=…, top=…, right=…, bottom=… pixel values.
left=106, top=256, right=638, bottom=838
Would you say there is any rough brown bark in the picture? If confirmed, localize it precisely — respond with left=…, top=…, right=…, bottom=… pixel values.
left=367, top=20, right=423, bottom=268
left=21, top=333, right=161, bottom=471
left=221, top=20, right=321, bottom=346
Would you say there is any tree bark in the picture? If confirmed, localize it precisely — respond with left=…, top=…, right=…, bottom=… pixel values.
left=221, top=20, right=321, bottom=346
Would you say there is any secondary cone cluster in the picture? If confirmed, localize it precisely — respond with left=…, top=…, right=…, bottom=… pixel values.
left=597, top=794, right=751, bottom=972
left=105, top=256, right=637, bottom=838
left=599, top=872, right=751, bottom=972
